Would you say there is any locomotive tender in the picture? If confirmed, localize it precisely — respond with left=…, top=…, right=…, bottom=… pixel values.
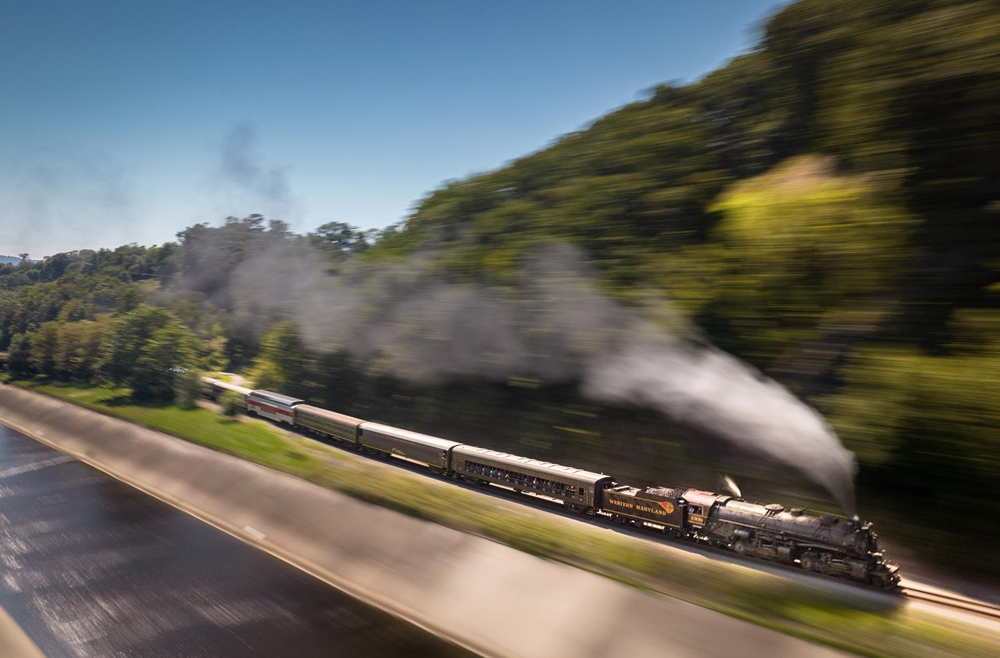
left=203, top=378, right=900, bottom=588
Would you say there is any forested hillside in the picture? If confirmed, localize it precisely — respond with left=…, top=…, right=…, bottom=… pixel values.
left=2, top=0, right=998, bottom=574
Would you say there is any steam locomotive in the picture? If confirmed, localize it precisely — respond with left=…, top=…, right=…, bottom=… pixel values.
left=204, top=377, right=900, bottom=588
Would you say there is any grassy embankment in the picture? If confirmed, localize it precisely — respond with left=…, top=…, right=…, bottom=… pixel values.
left=11, top=379, right=998, bottom=658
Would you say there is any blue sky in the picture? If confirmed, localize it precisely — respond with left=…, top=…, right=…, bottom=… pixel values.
left=1, top=0, right=785, bottom=257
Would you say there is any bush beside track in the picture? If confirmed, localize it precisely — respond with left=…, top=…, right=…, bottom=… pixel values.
left=7, top=379, right=998, bottom=658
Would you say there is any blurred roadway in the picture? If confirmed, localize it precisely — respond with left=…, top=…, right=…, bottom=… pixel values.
left=0, top=422, right=474, bottom=658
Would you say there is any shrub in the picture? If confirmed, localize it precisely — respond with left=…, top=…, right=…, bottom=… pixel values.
left=173, top=368, right=203, bottom=409
left=219, top=390, right=244, bottom=417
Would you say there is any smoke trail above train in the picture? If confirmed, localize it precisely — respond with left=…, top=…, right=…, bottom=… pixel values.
left=172, top=234, right=858, bottom=514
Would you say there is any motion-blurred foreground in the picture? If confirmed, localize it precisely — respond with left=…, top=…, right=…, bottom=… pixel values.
left=2, top=0, right=999, bottom=585
left=0, top=422, right=474, bottom=658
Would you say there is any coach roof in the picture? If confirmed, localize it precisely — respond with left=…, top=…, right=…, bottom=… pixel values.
left=453, top=445, right=609, bottom=483
left=359, top=422, right=462, bottom=451
left=295, top=404, right=365, bottom=426
left=249, top=389, right=304, bottom=406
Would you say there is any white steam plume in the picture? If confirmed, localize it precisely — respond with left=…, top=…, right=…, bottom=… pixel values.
left=585, top=345, right=856, bottom=513
left=721, top=474, right=743, bottom=499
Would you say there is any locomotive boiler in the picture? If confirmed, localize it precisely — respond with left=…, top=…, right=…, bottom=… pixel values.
left=694, top=493, right=899, bottom=587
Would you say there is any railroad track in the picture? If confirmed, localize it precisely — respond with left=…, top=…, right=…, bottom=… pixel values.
left=900, top=583, right=1000, bottom=620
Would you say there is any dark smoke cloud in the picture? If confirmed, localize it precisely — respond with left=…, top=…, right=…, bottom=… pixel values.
left=218, top=124, right=295, bottom=219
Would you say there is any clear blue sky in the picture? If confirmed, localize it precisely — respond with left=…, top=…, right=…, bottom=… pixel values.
left=1, top=0, right=785, bottom=257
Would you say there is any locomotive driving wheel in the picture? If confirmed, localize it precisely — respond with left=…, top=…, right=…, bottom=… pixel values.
left=732, top=540, right=751, bottom=557
left=800, top=551, right=818, bottom=572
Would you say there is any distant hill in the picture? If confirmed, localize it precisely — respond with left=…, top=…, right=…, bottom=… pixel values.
left=0, top=255, right=25, bottom=265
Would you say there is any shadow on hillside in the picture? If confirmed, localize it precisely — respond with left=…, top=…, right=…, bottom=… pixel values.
left=104, top=394, right=139, bottom=407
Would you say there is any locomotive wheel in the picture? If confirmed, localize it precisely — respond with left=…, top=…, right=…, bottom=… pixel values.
left=800, top=552, right=818, bottom=572
left=732, top=540, right=751, bottom=557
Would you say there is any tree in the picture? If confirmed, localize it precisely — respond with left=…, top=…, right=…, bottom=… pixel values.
left=133, top=324, right=197, bottom=399
left=219, top=390, right=244, bottom=417
left=54, top=319, right=105, bottom=381
left=116, top=286, right=141, bottom=314
left=702, top=156, right=915, bottom=363
left=101, top=306, right=173, bottom=385
left=309, top=222, right=370, bottom=256
left=100, top=306, right=200, bottom=399
left=28, top=322, right=60, bottom=377
left=173, top=368, right=204, bottom=410
left=249, top=321, right=307, bottom=394
left=57, top=299, right=91, bottom=322
left=6, top=333, right=32, bottom=378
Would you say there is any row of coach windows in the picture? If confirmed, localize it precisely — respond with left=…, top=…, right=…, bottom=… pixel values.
left=465, top=461, right=581, bottom=497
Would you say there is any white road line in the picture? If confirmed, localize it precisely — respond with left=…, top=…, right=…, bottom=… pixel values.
left=0, top=455, right=74, bottom=481
left=243, top=525, right=266, bottom=541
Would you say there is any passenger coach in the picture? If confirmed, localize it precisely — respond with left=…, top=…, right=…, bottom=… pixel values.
left=295, top=405, right=364, bottom=444
left=247, top=390, right=303, bottom=425
left=451, top=445, right=612, bottom=513
left=203, top=377, right=252, bottom=402
left=357, top=422, right=461, bottom=473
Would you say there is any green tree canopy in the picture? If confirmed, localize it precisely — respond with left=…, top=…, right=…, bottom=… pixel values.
left=100, top=305, right=201, bottom=399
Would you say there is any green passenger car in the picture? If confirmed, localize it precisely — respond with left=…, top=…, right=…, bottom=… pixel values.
left=294, top=404, right=364, bottom=444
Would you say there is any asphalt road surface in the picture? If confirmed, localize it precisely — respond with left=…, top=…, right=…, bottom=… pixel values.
left=0, top=422, right=475, bottom=658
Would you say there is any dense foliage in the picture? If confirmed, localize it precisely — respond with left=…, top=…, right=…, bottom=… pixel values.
left=2, top=0, right=998, bottom=574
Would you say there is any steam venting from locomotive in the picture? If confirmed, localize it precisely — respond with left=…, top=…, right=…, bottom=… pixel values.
left=178, top=239, right=858, bottom=514
left=722, top=475, right=742, bottom=499
left=586, top=346, right=857, bottom=514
